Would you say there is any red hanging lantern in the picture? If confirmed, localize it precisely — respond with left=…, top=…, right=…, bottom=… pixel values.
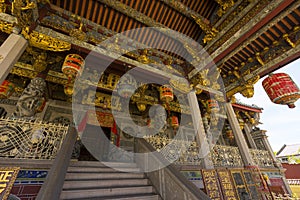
left=62, top=54, right=85, bottom=78
left=171, top=116, right=179, bottom=129
left=207, top=99, right=219, bottom=113
left=159, top=85, right=174, bottom=102
left=0, top=80, right=15, bottom=99
left=62, top=54, right=84, bottom=96
left=262, top=73, right=300, bottom=108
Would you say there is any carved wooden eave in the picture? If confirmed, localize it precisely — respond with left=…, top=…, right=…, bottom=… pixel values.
left=189, top=0, right=300, bottom=98
left=213, top=0, right=297, bottom=63
left=1, top=0, right=300, bottom=100
left=215, top=1, right=300, bottom=69
left=49, top=0, right=217, bottom=60
left=47, top=4, right=188, bottom=69
left=220, top=1, right=300, bottom=97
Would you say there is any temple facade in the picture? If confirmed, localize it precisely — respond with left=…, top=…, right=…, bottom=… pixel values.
left=0, top=0, right=300, bottom=199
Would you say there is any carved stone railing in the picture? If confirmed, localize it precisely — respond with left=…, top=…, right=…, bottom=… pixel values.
left=134, top=138, right=210, bottom=200
left=210, top=145, right=244, bottom=168
left=249, top=149, right=275, bottom=168
left=144, top=136, right=202, bottom=166
left=0, top=118, right=69, bottom=159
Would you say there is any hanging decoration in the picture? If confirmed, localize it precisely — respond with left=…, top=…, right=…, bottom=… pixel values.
left=62, top=54, right=84, bottom=76
left=262, top=73, right=300, bottom=108
left=62, top=54, right=85, bottom=96
left=207, top=99, right=220, bottom=113
left=171, top=116, right=179, bottom=129
left=0, top=80, right=15, bottom=99
left=117, top=74, right=137, bottom=98
left=159, top=85, right=174, bottom=103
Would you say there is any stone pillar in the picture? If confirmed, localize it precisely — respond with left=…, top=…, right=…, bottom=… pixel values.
left=225, top=103, right=254, bottom=166
left=244, top=123, right=257, bottom=149
left=260, top=130, right=278, bottom=164
left=0, top=33, right=28, bottom=84
left=187, top=91, right=214, bottom=169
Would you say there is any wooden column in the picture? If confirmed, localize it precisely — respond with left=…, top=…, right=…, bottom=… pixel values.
left=187, top=91, right=214, bottom=169
left=36, top=126, right=77, bottom=200
left=244, top=123, right=257, bottom=149
left=0, top=33, right=28, bottom=84
left=225, top=103, right=254, bottom=166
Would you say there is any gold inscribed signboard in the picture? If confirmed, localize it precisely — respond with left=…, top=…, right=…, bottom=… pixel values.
left=0, top=167, right=20, bottom=200
left=202, top=169, right=223, bottom=200
left=217, top=169, right=238, bottom=200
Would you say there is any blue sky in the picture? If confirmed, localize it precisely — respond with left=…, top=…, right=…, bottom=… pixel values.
left=235, top=58, right=300, bottom=152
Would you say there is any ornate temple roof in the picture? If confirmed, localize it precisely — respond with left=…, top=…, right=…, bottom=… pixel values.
left=1, top=0, right=300, bottom=101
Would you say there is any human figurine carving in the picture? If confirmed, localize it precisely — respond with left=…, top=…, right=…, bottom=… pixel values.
left=13, top=77, right=46, bottom=118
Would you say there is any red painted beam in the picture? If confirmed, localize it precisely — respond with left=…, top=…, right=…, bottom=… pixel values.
left=232, top=103, right=262, bottom=113
left=259, top=50, right=300, bottom=78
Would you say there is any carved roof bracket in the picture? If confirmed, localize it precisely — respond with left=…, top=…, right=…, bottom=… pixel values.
left=215, top=0, right=300, bottom=69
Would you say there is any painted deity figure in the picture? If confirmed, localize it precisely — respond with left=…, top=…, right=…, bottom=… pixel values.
left=13, top=77, right=46, bottom=118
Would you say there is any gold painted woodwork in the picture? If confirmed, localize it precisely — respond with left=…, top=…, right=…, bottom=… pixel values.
left=0, top=0, right=6, bottom=13
left=215, top=0, right=235, bottom=17
left=70, top=20, right=87, bottom=41
left=21, top=27, right=71, bottom=51
left=137, top=49, right=152, bottom=64
left=283, top=34, right=296, bottom=48
left=169, top=78, right=192, bottom=93
left=227, top=75, right=260, bottom=98
left=0, top=20, right=13, bottom=34
left=190, top=69, right=210, bottom=88
left=191, top=14, right=218, bottom=43
left=11, top=0, right=37, bottom=29
left=255, top=52, right=265, bottom=66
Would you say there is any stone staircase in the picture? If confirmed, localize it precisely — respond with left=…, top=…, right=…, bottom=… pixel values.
left=60, top=161, right=161, bottom=200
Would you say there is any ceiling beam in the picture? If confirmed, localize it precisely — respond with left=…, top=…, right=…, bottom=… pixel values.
left=211, top=0, right=293, bottom=62
left=159, top=0, right=208, bottom=22
left=188, top=0, right=292, bottom=78
left=226, top=42, right=300, bottom=93
left=215, top=0, right=300, bottom=68
left=96, top=0, right=166, bottom=28
left=49, top=4, right=185, bottom=65
left=96, top=0, right=196, bottom=62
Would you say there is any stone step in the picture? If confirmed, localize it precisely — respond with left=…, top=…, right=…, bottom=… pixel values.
left=86, top=194, right=160, bottom=200
left=69, top=161, right=137, bottom=168
left=60, top=186, right=154, bottom=199
left=63, top=179, right=149, bottom=190
left=67, top=166, right=140, bottom=173
left=65, top=172, right=145, bottom=180
left=0, top=158, right=52, bottom=169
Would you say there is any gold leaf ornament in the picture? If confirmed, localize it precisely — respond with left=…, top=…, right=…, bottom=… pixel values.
left=21, top=27, right=71, bottom=51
